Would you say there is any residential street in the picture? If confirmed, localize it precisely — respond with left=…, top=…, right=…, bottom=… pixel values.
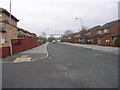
left=2, top=42, right=118, bottom=88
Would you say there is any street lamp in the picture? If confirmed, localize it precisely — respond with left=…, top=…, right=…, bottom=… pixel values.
left=75, top=18, right=82, bottom=32
left=9, top=0, right=12, bottom=56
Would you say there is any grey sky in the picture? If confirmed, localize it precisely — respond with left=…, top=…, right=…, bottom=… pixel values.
left=0, top=0, right=119, bottom=36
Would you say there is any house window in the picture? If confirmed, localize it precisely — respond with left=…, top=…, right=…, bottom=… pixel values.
left=106, top=40, right=110, bottom=42
left=108, top=40, right=110, bottom=42
left=1, top=39, right=5, bottom=44
left=4, top=33, right=7, bottom=42
left=104, top=29, right=109, bottom=33
left=0, top=14, right=2, bottom=18
left=97, top=31, right=101, bottom=34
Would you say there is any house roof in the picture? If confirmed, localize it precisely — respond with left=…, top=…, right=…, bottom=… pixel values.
left=17, top=34, right=25, bottom=37
left=112, top=32, right=120, bottom=37
left=0, top=8, right=19, bottom=22
left=98, top=32, right=109, bottom=38
left=97, top=20, right=120, bottom=31
left=90, top=34, right=100, bottom=38
left=18, top=28, right=31, bottom=34
left=85, top=35, right=91, bottom=39
left=88, top=25, right=101, bottom=31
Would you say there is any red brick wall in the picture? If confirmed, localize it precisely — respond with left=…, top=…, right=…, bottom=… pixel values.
left=0, top=38, right=38, bottom=58
left=0, top=46, right=10, bottom=58
left=91, top=37, right=98, bottom=44
left=98, top=34, right=111, bottom=45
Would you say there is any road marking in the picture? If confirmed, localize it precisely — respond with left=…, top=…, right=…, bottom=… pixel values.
left=21, top=55, right=28, bottom=57
left=14, top=57, right=32, bottom=63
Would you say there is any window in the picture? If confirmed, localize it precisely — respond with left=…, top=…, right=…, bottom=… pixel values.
left=104, top=29, right=108, bottom=33
left=4, top=33, right=7, bottom=42
left=106, top=40, right=110, bottom=42
left=1, top=39, right=5, bottom=44
left=97, top=31, right=101, bottom=34
left=0, top=14, right=2, bottom=18
left=108, top=40, right=110, bottom=42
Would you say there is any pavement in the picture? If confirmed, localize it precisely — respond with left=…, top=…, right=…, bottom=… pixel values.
left=1, top=42, right=49, bottom=63
left=63, top=42, right=119, bottom=55
left=2, top=42, right=118, bottom=88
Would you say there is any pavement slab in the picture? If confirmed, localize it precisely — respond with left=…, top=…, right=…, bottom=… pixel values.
left=2, top=42, right=49, bottom=63
left=63, top=42, right=119, bottom=55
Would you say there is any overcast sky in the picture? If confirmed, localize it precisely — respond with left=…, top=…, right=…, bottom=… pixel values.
left=0, top=0, right=119, bottom=37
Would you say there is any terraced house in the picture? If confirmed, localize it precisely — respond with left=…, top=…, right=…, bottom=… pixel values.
left=85, top=25, right=101, bottom=44
left=97, top=20, right=120, bottom=46
left=0, top=8, right=19, bottom=48
left=17, top=28, right=37, bottom=39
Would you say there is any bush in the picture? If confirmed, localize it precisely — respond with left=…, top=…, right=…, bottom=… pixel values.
left=114, top=38, right=120, bottom=47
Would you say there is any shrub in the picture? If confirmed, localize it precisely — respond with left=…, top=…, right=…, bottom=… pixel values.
left=114, top=38, right=120, bottom=47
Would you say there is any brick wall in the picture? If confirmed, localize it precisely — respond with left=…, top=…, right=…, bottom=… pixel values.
left=0, top=46, right=10, bottom=58
left=0, top=38, right=38, bottom=58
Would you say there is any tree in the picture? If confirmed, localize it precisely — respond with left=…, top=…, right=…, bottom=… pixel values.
left=64, top=30, right=73, bottom=36
left=114, top=38, right=120, bottom=47
left=41, top=32, right=46, bottom=38
left=48, top=35, right=55, bottom=42
left=81, top=26, right=88, bottom=31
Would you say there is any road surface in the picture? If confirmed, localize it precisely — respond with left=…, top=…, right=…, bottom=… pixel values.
left=2, top=42, right=118, bottom=88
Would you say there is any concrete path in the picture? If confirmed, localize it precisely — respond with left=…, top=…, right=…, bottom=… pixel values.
left=63, top=42, right=119, bottom=55
left=1, top=42, right=49, bottom=63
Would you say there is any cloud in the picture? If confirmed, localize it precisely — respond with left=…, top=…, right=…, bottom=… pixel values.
left=0, top=0, right=119, bottom=36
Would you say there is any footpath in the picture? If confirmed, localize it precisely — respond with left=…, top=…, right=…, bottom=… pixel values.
left=63, top=42, right=119, bottom=55
left=1, top=42, right=49, bottom=63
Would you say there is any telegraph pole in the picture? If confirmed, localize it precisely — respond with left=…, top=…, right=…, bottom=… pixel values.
left=9, top=0, right=12, bottom=56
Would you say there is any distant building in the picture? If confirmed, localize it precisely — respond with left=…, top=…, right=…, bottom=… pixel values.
left=17, top=28, right=37, bottom=39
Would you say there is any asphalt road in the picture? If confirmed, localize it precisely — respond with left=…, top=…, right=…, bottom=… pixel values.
left=2, top=42, right=118, bottom=88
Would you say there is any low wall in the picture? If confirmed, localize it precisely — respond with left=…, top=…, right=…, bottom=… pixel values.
left=0, top=38, right=38, bottom=58
left=0, top=46, right=10, bottom=58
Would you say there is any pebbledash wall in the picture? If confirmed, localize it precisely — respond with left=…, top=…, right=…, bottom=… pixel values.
left=0, top=38, right=38, bottom=58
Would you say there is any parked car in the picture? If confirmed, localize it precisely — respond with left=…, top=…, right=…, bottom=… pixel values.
left=52, top=40, right=56, bottom=44
left=80, top=40, right=86, bottom=44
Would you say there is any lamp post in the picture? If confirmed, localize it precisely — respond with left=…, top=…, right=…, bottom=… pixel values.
left=75, top=18, right=82, bottom=32
left=9, top=0, right=12, bottom=56
left=75, top=18, right=83, bottom=43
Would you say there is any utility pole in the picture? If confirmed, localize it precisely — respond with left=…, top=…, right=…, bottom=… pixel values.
left=9, top=0, right=12, bottom=56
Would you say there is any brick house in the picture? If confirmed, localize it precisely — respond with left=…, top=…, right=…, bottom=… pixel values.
left=17, top=28, right=37, bottom=39
left=82, top=25, right=101, bottom=44
left=79, top=30, right=87, bottom=43
left=17, top=28, right=26, bottom=39
left=84, top=30, right=91, bottom=43
left=0, top=8, right=19, bottom=48
left=90, top=25, right=101, bottom=44
left=97, top=20, right=120, bottom=45
left=71, top=30, right=87, bottom=43
left=73, top=32, right=80, bottom=43
left=0, top=27, right=7, bottom=47
left=0, top=8, right=38, bottom=58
